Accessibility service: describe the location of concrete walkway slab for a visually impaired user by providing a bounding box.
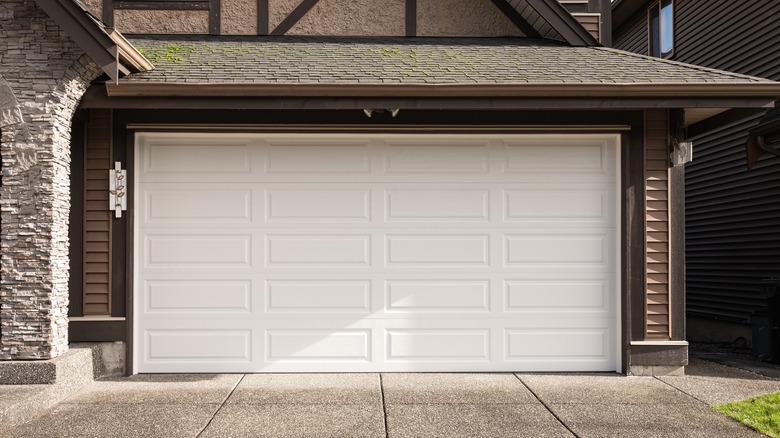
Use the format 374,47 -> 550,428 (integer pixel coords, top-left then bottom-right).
659,357 -> 780,405
63,374 -> 242,405
229,373 -> 381,405
385,403 -> 574,437
546,402 -> 763,437
1,403 -> 220,438
381,373 -> 537,404
519,373 -> 689,405
200,403 -> 386,438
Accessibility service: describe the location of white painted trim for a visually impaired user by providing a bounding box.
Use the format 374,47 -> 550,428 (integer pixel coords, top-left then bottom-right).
630,341 -> 689,346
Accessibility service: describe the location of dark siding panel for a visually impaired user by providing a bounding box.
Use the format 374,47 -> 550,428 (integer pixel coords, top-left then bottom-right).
674,0 -> 780,80
686,112 -> 780,323
614,10 -> 647,54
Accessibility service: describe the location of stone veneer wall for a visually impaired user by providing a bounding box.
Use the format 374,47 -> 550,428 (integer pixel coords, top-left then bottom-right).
0,0 -> 101,360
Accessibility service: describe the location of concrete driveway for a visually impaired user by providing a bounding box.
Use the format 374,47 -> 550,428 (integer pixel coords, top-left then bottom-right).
4,358 -> 778,437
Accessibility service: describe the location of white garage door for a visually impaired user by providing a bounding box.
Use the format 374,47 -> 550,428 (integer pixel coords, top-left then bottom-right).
134,132 -> 620,373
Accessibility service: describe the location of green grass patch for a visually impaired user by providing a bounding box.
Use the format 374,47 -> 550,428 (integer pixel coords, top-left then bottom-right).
714,392 -> 780,437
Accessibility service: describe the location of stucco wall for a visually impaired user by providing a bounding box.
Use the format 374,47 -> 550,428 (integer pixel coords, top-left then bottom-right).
222,0 -> 257,35
417,0 -> 523,37
267,0 -> 404,36
0,0 -> 101,360
114,10 -> 210,34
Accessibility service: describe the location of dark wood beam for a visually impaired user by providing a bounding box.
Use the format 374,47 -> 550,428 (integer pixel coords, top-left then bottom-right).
102,0 -> 114,26
257,0 -> 269,35
209,0 -> 220,35
405,0 -> 416,37
114,1 -> 209,10
270,0 -> 319,36
525,0 -> 599,46
489,0 -> 542,38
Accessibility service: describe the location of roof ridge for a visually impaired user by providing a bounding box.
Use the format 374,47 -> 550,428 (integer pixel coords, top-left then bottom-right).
594,47 -> 773,83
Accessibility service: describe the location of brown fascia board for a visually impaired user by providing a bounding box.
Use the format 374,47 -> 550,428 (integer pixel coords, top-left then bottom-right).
104,82 -> 780,101
33,0 -> 152,81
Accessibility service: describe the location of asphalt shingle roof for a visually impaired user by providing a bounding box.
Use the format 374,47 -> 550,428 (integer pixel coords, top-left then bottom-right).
124,36 -> 771,86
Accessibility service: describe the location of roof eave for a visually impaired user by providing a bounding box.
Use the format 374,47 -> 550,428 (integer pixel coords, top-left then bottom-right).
104,82 -> 780,101
525,0 -> 600,47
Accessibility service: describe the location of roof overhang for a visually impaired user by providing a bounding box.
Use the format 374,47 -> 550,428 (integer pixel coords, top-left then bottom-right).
612,0 -> 648,33
103,82 -> 780,100
33,0 -> 152,81
747,106 -> 780,170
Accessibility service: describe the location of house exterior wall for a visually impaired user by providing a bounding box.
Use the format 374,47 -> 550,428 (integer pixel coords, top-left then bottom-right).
0,0 -> 101,359
613,0 -> 780,341
94,0 -> 603,40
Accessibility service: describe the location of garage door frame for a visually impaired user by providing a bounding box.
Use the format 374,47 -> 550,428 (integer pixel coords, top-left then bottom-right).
130,130 -> 624,373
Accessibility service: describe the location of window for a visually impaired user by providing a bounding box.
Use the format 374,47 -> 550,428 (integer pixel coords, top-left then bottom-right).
649,0 -> 673,58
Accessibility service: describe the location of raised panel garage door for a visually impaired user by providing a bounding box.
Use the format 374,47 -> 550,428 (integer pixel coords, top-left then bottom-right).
134,133 -> 620,373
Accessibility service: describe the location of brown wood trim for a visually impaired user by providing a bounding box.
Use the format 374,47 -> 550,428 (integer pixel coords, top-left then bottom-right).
489,0 -> 542,38
70,320 -> 127,342
270,0 -> 320,36
123,127 -> 136,376
111,112 -> 128,319
111,108 -> 646,374
103,82 -> 780,99
624,116 -> 647,355
669,108 -> 685,341
68,111 -> 86,318
209,0 -> 220,35
257,0 -> 269,35
102,0 -> 114,26
405,0 -> 416,37
114,1 -> 209,10
629,343 -> 687,366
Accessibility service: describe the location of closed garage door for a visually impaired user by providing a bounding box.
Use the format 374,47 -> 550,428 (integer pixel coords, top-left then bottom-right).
134,132 -> 619,373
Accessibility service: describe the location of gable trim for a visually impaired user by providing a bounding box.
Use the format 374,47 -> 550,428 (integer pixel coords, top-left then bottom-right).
524,0 -> 600,46
489,0 -> 542,38
33,0 -> 152,81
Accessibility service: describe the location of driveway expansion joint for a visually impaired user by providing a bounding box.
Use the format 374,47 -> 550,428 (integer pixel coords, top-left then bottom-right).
196,374 -> 246,437
513,374 -> 580,438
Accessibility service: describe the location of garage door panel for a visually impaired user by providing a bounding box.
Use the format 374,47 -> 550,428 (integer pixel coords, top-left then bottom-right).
267,329 -> 372,363
266,280 -> 372,313
504,185 -> 615,226
265,141 -> 371,174
385,280 -> 490,313
145,329 -> 252,362
144,234 -> 253,268
504,276 -> 614,315
266,188 -> 371,222
143,185 -> 255,225
504,232 -> 614,271
135,133 -> 620,373
384,141 -> 490,174
386,234 -> 490,267
144,279 -> 252,314
386,329 -> 491,362
266,235 -> 371,267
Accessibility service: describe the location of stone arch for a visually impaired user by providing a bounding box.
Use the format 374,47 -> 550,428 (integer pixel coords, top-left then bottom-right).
0,36 -> 103,360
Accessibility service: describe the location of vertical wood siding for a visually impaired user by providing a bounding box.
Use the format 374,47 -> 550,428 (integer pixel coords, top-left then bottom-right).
646,110 -> 670,339
613,9 -> 647,54
83,109 -> 112,316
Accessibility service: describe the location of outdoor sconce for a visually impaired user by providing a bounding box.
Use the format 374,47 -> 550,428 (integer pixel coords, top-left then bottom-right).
671,141 -> 693,167
109,161 -> 127,218
363,108 -> 400,118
